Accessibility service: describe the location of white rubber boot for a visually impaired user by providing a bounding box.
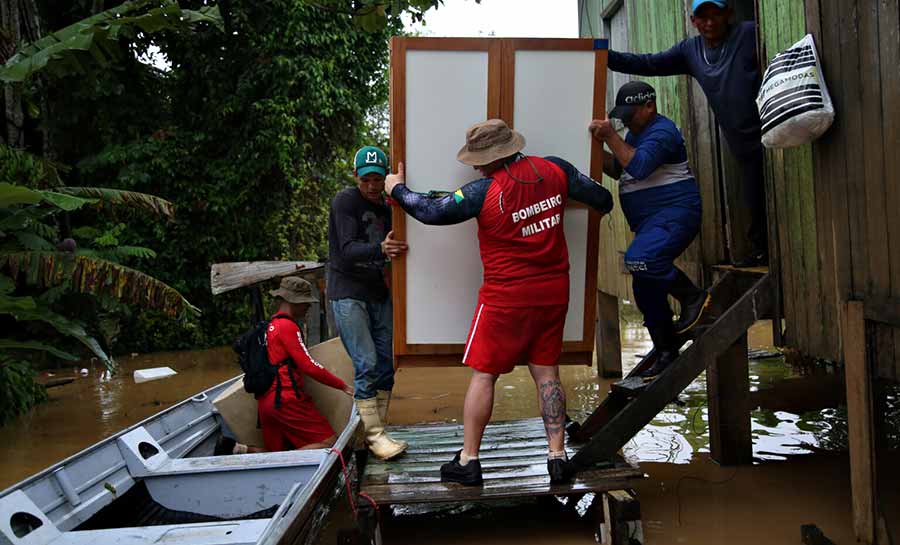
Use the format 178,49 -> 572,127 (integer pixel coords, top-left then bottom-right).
357,397 -> 407,460
376,390 -> 408,449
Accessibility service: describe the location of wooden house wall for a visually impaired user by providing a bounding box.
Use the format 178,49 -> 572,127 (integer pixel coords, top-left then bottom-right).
757,0 -> 838,362
804,0 -> 900,379
582,0 -> 900,377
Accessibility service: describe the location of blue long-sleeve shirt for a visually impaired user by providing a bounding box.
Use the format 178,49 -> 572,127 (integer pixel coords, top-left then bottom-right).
614,115 -> 701,231
390,155 -> 613,225
608,21 -> 761,157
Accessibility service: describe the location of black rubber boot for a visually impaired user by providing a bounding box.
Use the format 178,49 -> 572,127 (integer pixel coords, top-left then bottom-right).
440,450 -> 483,486
670,269 -> 711,334
639,324 -> 679,379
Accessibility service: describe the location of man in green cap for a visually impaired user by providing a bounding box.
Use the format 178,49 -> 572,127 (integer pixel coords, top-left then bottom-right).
327,146 -> 409,460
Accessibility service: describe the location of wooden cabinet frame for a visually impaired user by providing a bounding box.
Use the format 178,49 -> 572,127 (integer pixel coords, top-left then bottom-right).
389,37 -> 609,367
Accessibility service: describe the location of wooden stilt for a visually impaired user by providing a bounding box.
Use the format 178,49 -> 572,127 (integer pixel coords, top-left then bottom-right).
843,301 -> 876,544
707,332 -> 752,465
596,489 -> 642,545
596,290 -> 622,378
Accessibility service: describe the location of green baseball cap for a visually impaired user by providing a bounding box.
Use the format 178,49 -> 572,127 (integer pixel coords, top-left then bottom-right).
354,146 -> 388,177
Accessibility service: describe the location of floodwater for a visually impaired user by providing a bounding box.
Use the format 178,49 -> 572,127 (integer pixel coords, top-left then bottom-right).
0,315 -> 895,544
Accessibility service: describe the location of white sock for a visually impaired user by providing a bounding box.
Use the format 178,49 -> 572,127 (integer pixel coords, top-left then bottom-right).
548,450 -> 567,461
459,452 -> 478,466
233,443 -> 249,455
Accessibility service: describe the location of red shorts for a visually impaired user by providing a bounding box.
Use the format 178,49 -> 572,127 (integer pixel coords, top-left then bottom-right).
462,302 -> 567,375
257,389 -> 335,451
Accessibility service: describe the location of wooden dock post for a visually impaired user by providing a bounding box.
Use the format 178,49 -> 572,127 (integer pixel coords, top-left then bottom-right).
706,332 -> 752,465
596,290 -> 623,378
596,489 -> 642,545
843,301 -> 876,544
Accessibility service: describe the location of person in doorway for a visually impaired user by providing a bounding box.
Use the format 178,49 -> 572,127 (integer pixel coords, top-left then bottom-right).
240,276 -> 354,453
590,81 -> 709,378
327,146 -> 409,461
384,119 -> 614,486
606,0 -> 767,266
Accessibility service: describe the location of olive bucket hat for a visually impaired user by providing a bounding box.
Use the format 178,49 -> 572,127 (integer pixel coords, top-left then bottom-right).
269,276 -> 318,304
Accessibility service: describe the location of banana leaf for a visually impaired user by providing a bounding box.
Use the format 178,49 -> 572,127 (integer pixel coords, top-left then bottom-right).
0,340 -> 79,361
56,187 -> 175,219
1,251 -> 199,318
0,183 -> 43,207
0,1 -> 223,83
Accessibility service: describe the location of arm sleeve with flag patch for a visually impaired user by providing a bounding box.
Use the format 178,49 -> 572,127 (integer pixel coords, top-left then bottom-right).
275,320 -> 347,390
390,178 -> 492,225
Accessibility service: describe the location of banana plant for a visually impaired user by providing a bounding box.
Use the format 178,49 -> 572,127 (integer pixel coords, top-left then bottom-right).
0,0 -> 222,83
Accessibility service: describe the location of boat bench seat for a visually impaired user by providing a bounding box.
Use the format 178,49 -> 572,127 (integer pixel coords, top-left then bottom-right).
116,427 -> 326,477
1,490 -> 275,545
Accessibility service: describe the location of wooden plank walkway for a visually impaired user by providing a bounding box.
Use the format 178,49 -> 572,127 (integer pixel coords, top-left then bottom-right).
360,417 -> 644,505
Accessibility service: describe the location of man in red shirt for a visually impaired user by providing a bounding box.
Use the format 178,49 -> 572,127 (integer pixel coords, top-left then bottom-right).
256,277 -> 354,452
385,119 -> 613,485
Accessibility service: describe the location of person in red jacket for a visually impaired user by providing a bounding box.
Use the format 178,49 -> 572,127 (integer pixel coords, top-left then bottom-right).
386,119 -> 613,485
249,277 -> 354,452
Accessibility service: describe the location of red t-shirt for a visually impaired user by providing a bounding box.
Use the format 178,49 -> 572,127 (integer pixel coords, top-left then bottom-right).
476,156 -> 570,307
265,316 -> 347,395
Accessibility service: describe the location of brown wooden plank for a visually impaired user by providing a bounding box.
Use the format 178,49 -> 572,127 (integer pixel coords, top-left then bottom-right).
361,469 -> 643,505
857,0 -> 895,381
596,290 -> 623,377
843,300 -> 876,543
571,273 -> 775,469
863,297 -> 900,330
807,2 -> 841,363
816,0 -> 854,315
390,37 -> 409,360
838,2 -> 868,299
706,333 -> 752,465
209,261 -> 323,295
877,0 -> 900,380
403,37 -> 496,51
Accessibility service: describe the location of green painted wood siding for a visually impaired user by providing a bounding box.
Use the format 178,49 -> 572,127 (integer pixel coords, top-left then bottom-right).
758,0 -> 835,361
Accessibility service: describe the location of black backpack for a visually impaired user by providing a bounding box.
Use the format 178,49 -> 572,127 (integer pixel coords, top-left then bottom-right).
232,313 -> 302,408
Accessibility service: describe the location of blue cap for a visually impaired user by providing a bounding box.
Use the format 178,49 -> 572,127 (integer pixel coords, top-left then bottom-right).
692,0 -> 727,14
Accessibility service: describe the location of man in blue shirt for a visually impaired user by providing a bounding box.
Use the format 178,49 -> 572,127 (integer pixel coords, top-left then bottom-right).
607,0 -> 767,266
590,81 -> 709,377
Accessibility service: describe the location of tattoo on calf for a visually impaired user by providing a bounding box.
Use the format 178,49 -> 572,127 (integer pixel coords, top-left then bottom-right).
539,379 -> 566,436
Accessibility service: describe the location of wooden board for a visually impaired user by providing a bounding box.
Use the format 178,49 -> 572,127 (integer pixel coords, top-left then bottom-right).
360,417 -> 643,504
210,261 -> 323,295
389,37 -> 607,366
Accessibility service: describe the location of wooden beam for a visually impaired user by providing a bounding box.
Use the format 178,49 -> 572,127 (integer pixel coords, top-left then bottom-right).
596,290 -> 623,378
598,489 -> 642,545
571,273 -> 774,469
210,261 -> 323,295
863,296 -> 900,329
707,332 -> 752,465
843,300 -> 876,544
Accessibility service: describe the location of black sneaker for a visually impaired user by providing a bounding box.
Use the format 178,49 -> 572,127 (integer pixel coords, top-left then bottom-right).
547,458 -> 574,484
673,290 -> 711,334
440,450 -> 483,486
638,350 -> 678,379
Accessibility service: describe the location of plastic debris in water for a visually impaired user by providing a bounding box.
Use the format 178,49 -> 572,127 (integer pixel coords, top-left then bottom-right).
133,367 -> 177,384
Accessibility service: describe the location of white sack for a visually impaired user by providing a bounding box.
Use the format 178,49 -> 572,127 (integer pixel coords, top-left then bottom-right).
757,34 -> 834,149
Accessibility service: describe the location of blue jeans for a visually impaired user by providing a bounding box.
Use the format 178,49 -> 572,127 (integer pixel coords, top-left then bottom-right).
625,206 -> 701,328
331,298 -> 394,400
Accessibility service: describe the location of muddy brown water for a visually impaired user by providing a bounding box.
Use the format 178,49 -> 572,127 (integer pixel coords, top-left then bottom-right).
1,319 -> 894,543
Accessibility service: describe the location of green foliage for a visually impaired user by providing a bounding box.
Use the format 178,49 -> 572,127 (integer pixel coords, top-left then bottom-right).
0,358 -> 48,425
75,0 -> 402,350
0,0 -> 222,82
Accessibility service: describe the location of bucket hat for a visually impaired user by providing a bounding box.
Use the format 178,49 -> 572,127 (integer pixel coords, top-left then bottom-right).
457,119 -> 526,166
269,276 -> 318,304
